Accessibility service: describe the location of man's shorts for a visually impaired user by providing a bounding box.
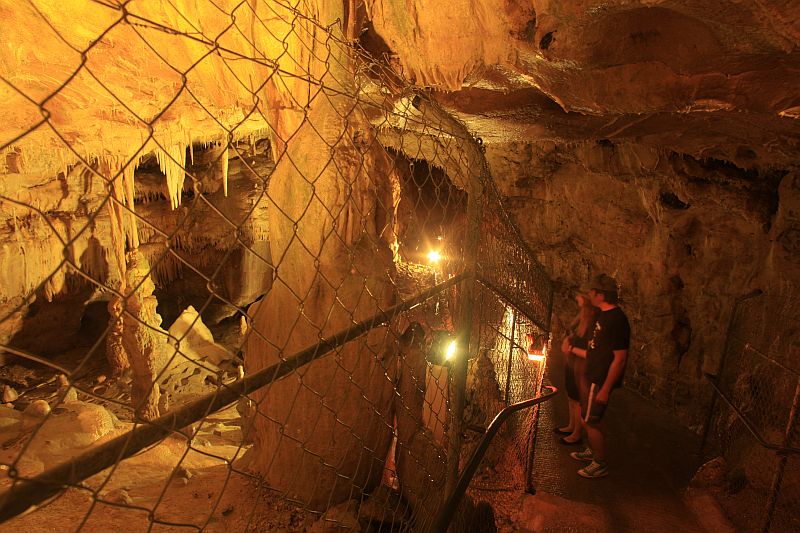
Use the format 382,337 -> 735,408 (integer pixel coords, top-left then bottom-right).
581,383 -> 608,425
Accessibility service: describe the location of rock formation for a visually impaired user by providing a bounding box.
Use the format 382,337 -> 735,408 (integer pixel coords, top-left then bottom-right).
121,251 -> 169,420
234,1 -> 402,509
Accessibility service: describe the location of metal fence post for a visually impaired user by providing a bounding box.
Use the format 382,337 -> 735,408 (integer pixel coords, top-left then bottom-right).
525,283 -> 554,493
444,161 -> 484,504
504,308 -> 517,405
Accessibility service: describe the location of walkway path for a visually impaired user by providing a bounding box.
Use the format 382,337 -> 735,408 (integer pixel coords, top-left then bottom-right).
505,356 -> 731,532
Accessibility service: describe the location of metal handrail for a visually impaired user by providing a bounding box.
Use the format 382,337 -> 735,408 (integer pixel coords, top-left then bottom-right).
428,385 -> 559,533
0,273 -> 465,523
704,375 -> 800,456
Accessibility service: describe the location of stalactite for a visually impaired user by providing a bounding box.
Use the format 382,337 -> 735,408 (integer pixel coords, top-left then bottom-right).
123,164 -> 139,249
156,142 -> 187,210
189,135 -> 194,166
149,252 -> 183,287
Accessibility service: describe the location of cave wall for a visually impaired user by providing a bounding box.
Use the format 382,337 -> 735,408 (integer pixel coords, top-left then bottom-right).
486,140 -> 799,426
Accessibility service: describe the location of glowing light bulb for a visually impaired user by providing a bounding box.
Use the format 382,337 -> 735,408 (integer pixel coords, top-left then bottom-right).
445,340 -> 457,361
527,342 -> 547,362
428,250 -> 441,264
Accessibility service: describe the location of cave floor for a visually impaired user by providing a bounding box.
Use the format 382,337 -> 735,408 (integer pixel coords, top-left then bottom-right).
484,357 -> 736,533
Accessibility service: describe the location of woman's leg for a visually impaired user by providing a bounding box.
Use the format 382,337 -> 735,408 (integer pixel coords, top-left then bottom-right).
559,359 -> 578,433
564,399 -> 583,442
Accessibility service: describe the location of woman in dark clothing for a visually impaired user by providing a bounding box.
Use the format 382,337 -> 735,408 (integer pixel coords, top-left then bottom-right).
556,294 -> 598,444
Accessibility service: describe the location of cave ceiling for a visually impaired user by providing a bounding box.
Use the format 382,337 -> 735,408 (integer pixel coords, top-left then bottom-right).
363,0 -> 800,167
2,0 -> 798,176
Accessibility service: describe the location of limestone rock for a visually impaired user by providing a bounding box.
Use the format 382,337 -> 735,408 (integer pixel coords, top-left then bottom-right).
175,466 -> 193,480
358,485 -> 409,529
122,250 -> 169,421
63,387 -> 78,403
25,402 -> 119,460
245,7 -> 400,509
307,499 -> 360,533
166,306 -> 235,368
235,398 -> 257,444
367,0 -> 511,91
486,140 -> 800,427
2,385 -> 18,403
157,305 -> 240,410
690,457 -> 728,489
104,488 -> 134,506
23,399 -> 50,418
0,405 -> 22,434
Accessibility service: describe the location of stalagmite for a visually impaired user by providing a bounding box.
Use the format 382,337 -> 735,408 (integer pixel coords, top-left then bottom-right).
121,251 -> 169,420
106,297 -> 129,375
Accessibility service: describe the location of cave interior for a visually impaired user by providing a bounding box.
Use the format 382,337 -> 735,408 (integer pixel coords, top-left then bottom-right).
0,1 -> 799,532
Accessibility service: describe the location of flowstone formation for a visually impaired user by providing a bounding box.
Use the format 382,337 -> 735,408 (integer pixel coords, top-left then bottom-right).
243,3 -> 401,508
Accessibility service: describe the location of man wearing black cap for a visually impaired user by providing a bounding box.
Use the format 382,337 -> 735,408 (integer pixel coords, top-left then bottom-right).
565,273 -> 630,478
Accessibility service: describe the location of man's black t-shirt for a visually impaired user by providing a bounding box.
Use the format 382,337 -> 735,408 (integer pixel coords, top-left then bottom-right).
586,306 -> 630,387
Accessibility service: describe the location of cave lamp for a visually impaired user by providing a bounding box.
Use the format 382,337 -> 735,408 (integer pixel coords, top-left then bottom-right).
444,340 -> 457,361
526,333 -> 547,362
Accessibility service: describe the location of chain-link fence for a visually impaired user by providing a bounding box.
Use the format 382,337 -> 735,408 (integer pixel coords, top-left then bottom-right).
702,287 -> 800,533
0,1 -> 552,531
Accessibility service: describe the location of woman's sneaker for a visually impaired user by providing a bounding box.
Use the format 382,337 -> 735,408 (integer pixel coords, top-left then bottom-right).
578,460 -> 609,478
569,447 -> 594,462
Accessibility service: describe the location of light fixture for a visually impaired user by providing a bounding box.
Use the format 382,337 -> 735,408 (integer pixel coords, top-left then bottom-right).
426,331 -> 458,366
427,250 -> 441,264
526,333 -> 548,362
444,340 -> 457,361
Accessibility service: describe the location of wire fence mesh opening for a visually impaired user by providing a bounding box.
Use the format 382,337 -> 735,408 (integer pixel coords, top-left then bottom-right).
0,1 -> 553,531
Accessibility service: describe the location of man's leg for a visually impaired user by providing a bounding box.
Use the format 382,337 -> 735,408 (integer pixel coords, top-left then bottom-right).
584,420 -> 605,461
575,385 -> 610,478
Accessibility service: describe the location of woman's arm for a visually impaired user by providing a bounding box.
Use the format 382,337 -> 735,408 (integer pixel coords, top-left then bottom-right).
569,345 -> 587,359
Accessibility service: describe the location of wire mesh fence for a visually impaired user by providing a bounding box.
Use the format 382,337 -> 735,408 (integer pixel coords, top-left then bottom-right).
464,285 -> 548,494
0,1 -> 552,531
703,287 -> 800,533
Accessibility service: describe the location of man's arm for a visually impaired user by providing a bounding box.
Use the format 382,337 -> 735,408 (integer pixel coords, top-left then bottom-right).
596,349 -> 627,403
